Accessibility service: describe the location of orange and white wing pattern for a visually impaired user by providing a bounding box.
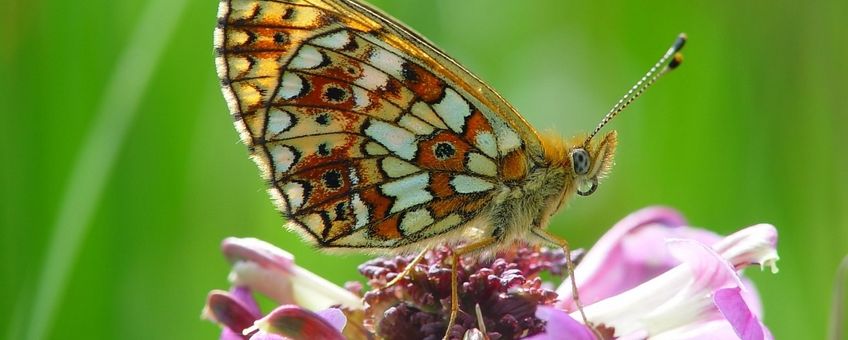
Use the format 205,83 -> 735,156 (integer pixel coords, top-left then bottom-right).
215,0 -> 541,250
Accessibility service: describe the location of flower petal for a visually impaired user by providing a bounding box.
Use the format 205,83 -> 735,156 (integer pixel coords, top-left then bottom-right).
315,308 -> 347,332
224,237 -> 362,310
557,207 -> 720,310
711,224 -> 779,273
247,332 -> 286,340
230,286 -> 262,319
223,237 -> 295,273
246,305 -> 346,340
648,320 -> 739,340
288,265 -> 364,310
524,306 -> 595,340
222,328 -> 246,340
575,239 -> 741,338
714,287 -> 773,340
230,260 -> 296,306
203,289 -> 261,339
739,278 -> 764,318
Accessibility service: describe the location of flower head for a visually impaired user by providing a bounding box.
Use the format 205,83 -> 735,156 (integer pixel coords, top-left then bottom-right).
203,207 -> 780,340
202,237 -> 359,339
359,246 -> 570,339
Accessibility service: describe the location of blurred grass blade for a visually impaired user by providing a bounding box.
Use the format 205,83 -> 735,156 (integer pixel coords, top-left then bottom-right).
14,0 -> 190,339
829,255 -> 848,340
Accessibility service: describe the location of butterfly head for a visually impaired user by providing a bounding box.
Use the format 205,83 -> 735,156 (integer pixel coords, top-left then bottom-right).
568,130 -> 617,196
565,33 -> 686,195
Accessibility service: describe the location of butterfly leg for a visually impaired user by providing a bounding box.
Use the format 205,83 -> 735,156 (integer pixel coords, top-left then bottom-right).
444,238 -> 497,340
531,229 -> 599,337
385,246 -> 430,288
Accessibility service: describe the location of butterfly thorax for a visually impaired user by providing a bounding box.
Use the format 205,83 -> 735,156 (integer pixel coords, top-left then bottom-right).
479,131 -> 617,248
469,134 -> 573,247
481,166 -> 568,247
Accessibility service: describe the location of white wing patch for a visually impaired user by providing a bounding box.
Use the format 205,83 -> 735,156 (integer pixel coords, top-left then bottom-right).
270,144 -> 297,173
289,45 -> 324,69
381,157 -> 422,178
351,193 -> 369,229
281,181 -> 305,210
398,114 -> 435,135
474,131 -> 498,158
364,120 -> 418,160
432,88 -> 471,133
311,30 -> 352,49
450,175 -> 494,194
411,101 -> 449,130
381,173 -> 432,213
355,65 -> 390,90
266,108 -> 293,136
399,208 -> 435,235
488,115 -> 522,154
278,72 -> 304,100
367,47 -> 405,79
352,86 -> 372,109
364,141 -> 389,156
348,167 -> 360,186
466,152 -> 497,177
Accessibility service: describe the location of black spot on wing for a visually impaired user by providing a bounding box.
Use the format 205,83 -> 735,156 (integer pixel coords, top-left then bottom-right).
324,87 -> 346,102
273,32 -> 287,44
322,169 -> 343,189
315,113 -> 331,126
317,143 -> 331,156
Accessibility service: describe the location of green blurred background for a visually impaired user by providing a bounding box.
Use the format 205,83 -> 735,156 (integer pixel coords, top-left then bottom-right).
2,0 -> 846,339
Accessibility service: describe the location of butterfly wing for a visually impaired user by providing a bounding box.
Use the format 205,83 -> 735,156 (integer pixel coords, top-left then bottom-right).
215,0 -> 540,250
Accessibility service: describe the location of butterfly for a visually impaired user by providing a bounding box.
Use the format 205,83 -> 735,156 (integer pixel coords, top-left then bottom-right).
214,0 -> 685,336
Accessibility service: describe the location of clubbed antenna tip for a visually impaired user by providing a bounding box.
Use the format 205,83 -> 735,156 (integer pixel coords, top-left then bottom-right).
585,33 -> 687,145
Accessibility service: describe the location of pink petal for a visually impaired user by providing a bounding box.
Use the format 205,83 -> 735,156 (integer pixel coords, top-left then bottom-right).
247,332 -> 286,340
221,328 -> 246,340
222,237 -> 294,273
739,278 -> 764,318
314,308 -> 346,332
204,290 -> 261,339
577,239 -> 742,337
231,286 -> 261,319
558,207 -> 720,310
668,238 -> 742,289
222,237 -> 362,310
248,305 -> 346,340
714,287 -> 773,340
712,224 -> 779,273
524,306 -> 595,340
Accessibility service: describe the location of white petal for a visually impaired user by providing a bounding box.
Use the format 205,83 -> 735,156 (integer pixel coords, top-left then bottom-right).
574,240 -> 740,338
712,223 -> 780,273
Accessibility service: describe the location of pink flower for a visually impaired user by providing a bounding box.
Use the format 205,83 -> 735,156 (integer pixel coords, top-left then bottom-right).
202,238 -> 359,339
202,207 -> 780,340
532,207 -> 779,340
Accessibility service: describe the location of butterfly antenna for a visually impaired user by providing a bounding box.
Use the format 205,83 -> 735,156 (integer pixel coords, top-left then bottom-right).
585,33 -> 687,145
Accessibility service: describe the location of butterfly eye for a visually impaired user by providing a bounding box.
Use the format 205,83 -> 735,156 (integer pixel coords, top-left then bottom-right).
571,149 -> 591,175
577,177 -> 598,196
